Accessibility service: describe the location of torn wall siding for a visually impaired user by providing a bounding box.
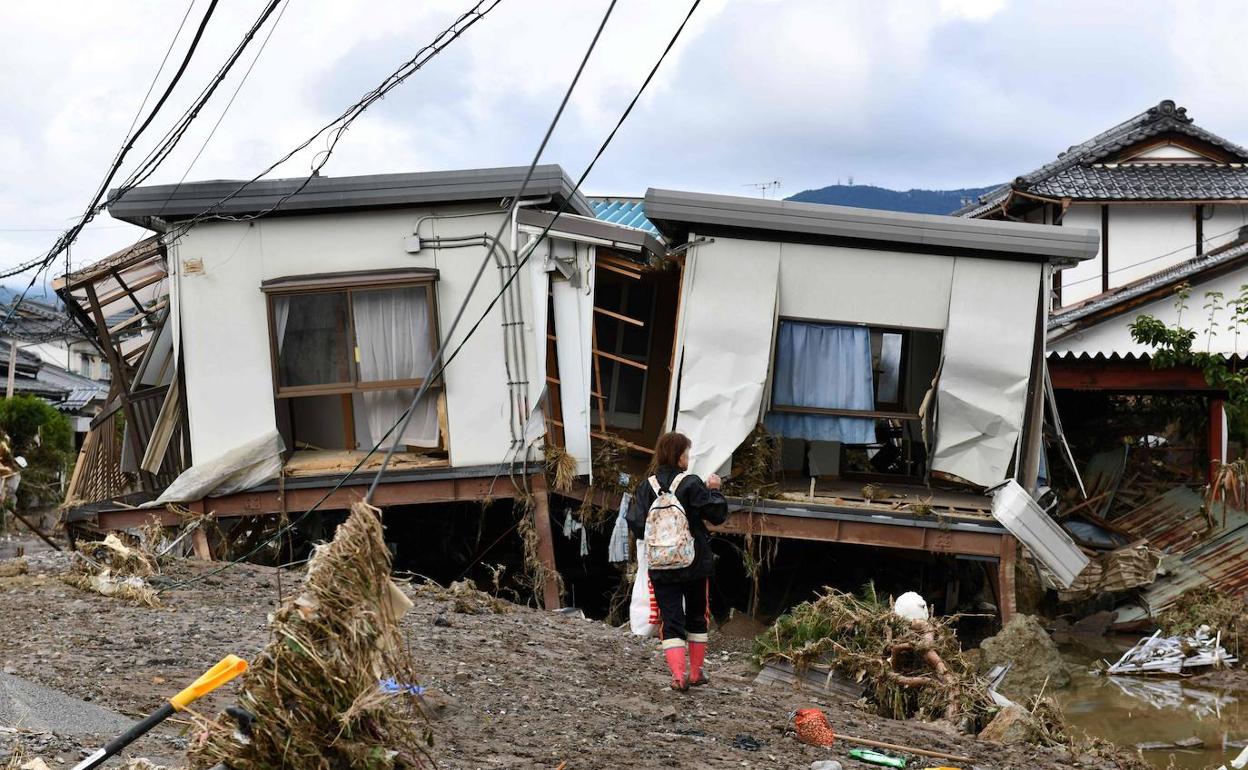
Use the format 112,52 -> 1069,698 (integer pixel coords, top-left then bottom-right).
931,258 -> 1043,488
548,240 -> 596,476
674,237 -> 780,477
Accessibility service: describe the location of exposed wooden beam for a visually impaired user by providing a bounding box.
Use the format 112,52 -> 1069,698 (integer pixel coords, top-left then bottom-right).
593,306 -> 646,327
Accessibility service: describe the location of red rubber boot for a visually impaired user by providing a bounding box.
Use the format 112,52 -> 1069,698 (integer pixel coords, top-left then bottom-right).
688,641 -> 708,686
663,645 -> 688,690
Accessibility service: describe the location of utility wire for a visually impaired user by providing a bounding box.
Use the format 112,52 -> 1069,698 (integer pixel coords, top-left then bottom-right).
365,0 -> 620,501
160,0 -> 702,592
112,0 -> 286,197
0,0 -> 221,333
158,0 -> 504,236
169,0 -> 292,193
1063,221 -> 1248,289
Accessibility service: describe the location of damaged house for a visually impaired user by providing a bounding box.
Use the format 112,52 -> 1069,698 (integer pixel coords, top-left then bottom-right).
58,165 -> 1099,621
958,99 -> 1248,619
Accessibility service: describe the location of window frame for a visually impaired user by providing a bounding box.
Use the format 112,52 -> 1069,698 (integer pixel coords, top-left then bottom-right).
261,268 -> 441,400
767,316 -> 927,422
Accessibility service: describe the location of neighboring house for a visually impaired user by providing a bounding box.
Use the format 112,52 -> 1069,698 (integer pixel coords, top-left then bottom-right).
1,298 -> 110,380
959,99 -> 1248,481
58,165 -> 1098,620
0,341 -> 108,444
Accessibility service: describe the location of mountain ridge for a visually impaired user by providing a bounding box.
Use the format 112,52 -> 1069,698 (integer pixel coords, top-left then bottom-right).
786,183 -> 997,215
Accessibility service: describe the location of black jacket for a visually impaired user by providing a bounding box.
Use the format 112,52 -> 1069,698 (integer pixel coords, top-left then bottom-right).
626,465 -> 729,584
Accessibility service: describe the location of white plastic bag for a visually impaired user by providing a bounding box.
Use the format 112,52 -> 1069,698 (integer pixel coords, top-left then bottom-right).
629,539 -> 657,637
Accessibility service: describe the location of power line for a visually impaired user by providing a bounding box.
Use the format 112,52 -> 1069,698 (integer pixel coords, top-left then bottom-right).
1063,221 -> 1248,289
112,0 -> 286,197
168,0 -> 292,192
158,0 -> 504,236
0,0 -> 221,333
365,0 -> 620,501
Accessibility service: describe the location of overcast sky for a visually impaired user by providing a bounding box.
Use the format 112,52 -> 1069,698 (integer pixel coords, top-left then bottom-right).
2,0 -> 1247,278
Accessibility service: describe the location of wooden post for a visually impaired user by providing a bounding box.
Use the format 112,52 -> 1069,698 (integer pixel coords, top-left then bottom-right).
996,535 -> 1017,625
191,525 -> 213,561
83,283 -> 153,491
5,338 -> 16,399
1209,397 -> 1227,484
529,473 -> 561,610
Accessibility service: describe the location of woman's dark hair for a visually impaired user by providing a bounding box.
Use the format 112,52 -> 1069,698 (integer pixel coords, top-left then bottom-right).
654,431 -> 692,469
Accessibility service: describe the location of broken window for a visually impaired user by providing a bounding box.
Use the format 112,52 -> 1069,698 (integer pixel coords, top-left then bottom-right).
263,269 -> 441,453
765,319 -> 942,479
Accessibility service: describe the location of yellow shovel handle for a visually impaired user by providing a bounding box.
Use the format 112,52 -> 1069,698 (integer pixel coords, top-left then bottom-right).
170,654 -> 249,711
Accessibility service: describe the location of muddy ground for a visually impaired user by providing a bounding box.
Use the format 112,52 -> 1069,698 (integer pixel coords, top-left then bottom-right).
0,536 -> 1147,770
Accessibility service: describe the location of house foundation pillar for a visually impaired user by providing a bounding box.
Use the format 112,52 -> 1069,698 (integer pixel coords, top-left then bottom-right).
529,473 -> 562,610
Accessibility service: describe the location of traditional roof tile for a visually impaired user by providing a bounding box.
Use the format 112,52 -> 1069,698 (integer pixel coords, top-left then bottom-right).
958,100 -> 1248,215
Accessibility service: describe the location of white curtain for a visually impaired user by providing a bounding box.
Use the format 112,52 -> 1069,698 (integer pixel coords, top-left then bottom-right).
352,288 -> 439,449
764,321 -> 876,444
273,296 -> 291,354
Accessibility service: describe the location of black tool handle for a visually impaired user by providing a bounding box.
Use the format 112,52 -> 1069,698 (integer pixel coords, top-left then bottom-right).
72,702 -> 175,770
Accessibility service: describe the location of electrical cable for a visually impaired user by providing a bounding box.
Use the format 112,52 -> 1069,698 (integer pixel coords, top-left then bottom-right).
158,0 -> 504,239
1063,221 -> 1248,289
112,0 -> 285,197
364,0 -> 622,502
0,0 -> 221,333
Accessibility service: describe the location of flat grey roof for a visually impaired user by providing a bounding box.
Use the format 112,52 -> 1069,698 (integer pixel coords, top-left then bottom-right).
515,209 -> 665,260
645,188 -> 1099,263
108,165 -> 593,228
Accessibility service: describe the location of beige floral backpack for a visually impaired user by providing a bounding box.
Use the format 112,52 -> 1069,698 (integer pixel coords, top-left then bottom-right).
644,472 -> 696,570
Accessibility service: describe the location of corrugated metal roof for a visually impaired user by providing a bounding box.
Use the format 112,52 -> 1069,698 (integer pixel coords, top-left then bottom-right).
1114,486 -> 1248,612
590,198 -> 659,235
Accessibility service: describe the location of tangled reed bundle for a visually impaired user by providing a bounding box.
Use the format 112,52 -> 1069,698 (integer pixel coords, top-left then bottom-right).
754,586 -> 994,730
190,501 -> 429,770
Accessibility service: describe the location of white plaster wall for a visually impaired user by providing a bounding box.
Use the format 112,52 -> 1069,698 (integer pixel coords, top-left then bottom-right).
1107,204 -> 1198,288
775,241 -> 955,330
1051,263 -> 1248,358
1057,204 -> 1102,307
1206,204 -> 1248,253
173,204 -> 538,467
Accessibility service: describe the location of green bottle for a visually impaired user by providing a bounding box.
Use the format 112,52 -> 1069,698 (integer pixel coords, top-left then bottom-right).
848,748 -> 908,768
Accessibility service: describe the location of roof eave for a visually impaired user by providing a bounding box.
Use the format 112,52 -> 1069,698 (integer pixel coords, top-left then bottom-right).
646,187 -> 1099,263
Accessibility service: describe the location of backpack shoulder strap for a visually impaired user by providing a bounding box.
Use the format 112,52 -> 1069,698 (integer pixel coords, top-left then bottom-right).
669,471 -> 691,493
648,475 -> 662,495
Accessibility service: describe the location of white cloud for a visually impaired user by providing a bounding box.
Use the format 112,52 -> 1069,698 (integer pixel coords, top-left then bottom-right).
0,0 -> 1246,279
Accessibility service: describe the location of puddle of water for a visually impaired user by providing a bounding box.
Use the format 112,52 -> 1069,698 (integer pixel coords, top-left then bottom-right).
1055,637 -> 1248,769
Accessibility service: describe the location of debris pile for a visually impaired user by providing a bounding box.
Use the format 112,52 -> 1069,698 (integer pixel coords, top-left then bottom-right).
753,586 -> 995,730
412,578 -> 510,615
63,533 -> 161,606
1156,584 -> 1248,652
1105,628 -> 1236,675
188,501 -> 430,770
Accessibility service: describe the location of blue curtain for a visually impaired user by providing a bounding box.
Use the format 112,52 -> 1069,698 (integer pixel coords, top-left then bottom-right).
764,321 -> 876,444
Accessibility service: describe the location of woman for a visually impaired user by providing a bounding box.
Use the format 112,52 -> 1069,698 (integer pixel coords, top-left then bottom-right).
626,431 -> 728,691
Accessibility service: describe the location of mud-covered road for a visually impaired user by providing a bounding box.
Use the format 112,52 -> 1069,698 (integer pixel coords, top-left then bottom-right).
0,541 -> 1146,769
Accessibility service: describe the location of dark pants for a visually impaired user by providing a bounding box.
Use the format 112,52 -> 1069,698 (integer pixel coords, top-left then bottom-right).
652,577 -> 710,647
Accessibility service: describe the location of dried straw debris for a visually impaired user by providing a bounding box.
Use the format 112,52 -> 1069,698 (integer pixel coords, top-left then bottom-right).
189,501 -> 430,770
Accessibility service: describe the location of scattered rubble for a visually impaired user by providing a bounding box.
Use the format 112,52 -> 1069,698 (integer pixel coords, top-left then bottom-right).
1105,628 -> 1236,675
62,533 -> 162,607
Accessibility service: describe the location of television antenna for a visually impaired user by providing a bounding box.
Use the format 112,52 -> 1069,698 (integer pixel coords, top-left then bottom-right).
743,179 -> 782,199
